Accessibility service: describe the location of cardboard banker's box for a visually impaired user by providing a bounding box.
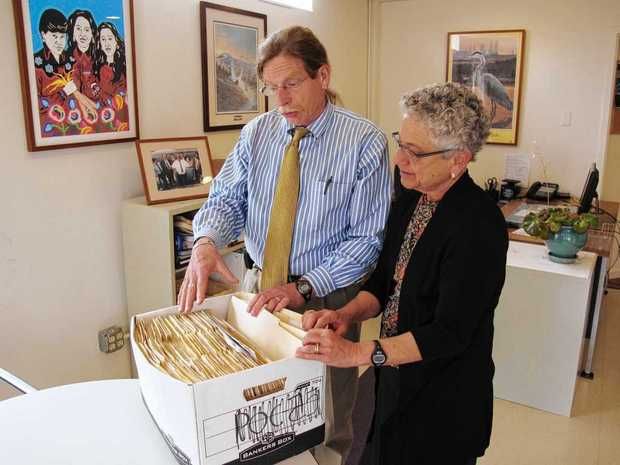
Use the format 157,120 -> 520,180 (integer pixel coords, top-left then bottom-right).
131,293 -> 326,465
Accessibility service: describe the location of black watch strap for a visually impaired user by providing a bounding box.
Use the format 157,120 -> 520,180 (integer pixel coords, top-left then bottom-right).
295,279 -> 313,302
371,340 -> 387,367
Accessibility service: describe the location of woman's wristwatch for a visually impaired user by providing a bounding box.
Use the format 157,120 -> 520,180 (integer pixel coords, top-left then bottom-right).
371,340 -> 387,367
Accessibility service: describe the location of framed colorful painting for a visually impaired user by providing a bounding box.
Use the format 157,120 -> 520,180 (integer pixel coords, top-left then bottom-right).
12,0 -> 139,151
200,2 -> 267,131
446,30 -> 525,145
136,137 -> 215,205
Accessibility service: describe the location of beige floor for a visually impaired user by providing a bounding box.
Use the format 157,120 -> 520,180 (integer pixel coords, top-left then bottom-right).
479,289 -> 620,465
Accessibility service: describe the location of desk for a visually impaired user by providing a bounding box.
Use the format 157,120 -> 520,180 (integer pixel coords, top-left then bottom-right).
0,379 -> 317,465
501,199 -> 618,378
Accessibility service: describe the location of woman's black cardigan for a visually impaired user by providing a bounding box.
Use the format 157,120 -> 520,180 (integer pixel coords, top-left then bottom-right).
362,171 -> 509,463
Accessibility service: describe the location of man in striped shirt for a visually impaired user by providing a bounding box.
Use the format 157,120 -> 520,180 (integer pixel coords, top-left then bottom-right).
178,26 -> 391,465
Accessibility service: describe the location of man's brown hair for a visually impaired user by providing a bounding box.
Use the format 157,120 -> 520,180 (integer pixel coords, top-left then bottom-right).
257,26 -> 339,104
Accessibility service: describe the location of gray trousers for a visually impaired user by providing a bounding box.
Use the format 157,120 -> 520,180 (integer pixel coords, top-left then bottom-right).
242,268 -> 362,465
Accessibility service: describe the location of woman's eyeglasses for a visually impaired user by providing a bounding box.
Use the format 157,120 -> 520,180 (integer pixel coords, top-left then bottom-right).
392,132 -> 454,160
259,77 -> 309,96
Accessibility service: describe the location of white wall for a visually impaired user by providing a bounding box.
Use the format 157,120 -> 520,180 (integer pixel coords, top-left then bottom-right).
370,0 -> 620,196
603,135 -> 620,202
0,0 -> 369,399
602,37 -> 620,203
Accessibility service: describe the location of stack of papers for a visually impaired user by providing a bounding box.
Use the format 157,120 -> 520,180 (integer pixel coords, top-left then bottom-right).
134,309 -> 270,383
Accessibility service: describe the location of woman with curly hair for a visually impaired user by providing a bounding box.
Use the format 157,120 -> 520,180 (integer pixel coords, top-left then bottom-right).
297,82 -> 509,465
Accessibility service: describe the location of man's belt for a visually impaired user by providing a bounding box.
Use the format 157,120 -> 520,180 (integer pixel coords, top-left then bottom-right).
243,250 -> 301,283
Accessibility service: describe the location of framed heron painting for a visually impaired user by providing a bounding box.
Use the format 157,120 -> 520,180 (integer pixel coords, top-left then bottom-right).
200,2 -> 267,131
12,0 -> 139,151
446,30 -> 525,145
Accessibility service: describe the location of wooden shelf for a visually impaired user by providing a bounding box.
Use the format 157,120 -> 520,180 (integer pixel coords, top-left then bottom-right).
611,107 -> 620,134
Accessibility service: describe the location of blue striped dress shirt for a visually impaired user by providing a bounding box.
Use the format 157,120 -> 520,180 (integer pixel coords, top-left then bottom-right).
193,102 -> 392,297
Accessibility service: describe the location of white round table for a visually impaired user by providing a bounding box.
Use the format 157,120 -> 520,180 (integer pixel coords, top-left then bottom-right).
0,379 -> 316,465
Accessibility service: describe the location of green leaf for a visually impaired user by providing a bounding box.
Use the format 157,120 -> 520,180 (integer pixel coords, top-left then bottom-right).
548,221 -> 561,233
573,221 -> 588,234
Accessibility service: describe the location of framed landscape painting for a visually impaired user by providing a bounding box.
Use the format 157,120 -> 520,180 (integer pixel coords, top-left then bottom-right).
12,0 -> 139,151
136,137 -> 215,205
447,30 -> 525,145
200,2 -> 267,131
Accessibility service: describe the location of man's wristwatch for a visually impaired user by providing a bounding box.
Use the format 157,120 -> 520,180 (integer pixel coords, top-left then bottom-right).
295,279 -> 313,302
371,340 -> 387,367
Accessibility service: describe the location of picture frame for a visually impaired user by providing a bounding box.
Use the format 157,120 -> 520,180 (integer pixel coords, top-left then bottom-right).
135,137 -> 215,205
446,29 -> 525,145
200,2 -> 267,132
615,62 -> 620,108
12,0 -> 139,151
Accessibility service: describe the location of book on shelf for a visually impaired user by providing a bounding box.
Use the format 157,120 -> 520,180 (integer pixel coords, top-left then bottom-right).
176,249 -> 192,259
174,224 -> 193,235
173,215 -> 194,235
174,232 -> 194,251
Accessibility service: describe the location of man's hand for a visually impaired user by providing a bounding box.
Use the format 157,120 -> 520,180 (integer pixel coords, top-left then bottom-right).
301,309 -> 351,336
247,283 -> 305,317
177,239 -> 238,313
295,328 -> 367,368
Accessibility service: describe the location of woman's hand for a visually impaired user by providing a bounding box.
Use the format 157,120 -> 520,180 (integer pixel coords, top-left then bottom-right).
301,309 -> 351,336
295,328 -> 366,368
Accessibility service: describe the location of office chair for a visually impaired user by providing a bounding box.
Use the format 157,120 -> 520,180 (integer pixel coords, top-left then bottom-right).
0,368 -> 37,395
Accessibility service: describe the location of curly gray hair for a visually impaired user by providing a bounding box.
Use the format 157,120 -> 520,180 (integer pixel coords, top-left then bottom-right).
399,82 -> 491,159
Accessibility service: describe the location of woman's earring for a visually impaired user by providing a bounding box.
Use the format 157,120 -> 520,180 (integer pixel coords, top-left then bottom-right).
450,172 -> 456,179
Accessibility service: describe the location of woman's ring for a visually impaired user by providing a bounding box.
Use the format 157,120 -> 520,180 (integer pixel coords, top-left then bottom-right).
314,343 -> 320,354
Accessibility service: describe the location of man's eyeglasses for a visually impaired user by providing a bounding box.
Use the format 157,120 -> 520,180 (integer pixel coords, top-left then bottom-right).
391,132 -> 454,160
259,77 -> 309,96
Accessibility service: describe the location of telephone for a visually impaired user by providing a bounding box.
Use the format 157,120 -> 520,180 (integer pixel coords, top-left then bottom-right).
526,181 -> 560,201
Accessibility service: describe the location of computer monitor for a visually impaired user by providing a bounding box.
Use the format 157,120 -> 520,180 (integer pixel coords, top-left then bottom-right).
577,163 -> 599,214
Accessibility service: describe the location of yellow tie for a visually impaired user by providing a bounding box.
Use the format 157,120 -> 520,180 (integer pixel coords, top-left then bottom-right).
261,127 -> 309,290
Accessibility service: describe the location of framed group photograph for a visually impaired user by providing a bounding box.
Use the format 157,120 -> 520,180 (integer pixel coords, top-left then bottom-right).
12,0 -> 139,151
446,29 -> 525,145
200,2 -> 267,131
136,137 -> 215,205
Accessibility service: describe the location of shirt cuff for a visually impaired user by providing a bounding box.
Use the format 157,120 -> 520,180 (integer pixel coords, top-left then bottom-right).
303,266 -> 336,298
193,228 -> 224,249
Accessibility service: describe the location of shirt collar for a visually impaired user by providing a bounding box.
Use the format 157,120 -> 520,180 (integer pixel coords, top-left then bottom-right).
280,100 -> 335,139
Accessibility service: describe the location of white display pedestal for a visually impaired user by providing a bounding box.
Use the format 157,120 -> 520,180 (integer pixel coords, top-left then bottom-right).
493,241 -> 596,416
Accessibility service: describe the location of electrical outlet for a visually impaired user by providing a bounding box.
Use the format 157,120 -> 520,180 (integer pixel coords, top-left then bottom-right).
98,326 -> 126,353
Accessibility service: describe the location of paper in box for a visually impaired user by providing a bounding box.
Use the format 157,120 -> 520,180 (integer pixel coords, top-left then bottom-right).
131,293 -> 326,465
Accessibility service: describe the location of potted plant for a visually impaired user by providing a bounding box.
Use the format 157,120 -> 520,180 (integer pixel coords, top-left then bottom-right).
522,207 -> 599,263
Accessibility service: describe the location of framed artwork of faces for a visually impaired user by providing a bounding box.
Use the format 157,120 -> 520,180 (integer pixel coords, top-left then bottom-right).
12,0 -> 139,151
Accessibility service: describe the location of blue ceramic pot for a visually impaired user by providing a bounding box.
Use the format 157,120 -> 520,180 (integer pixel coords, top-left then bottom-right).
545,226 -> 587,264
